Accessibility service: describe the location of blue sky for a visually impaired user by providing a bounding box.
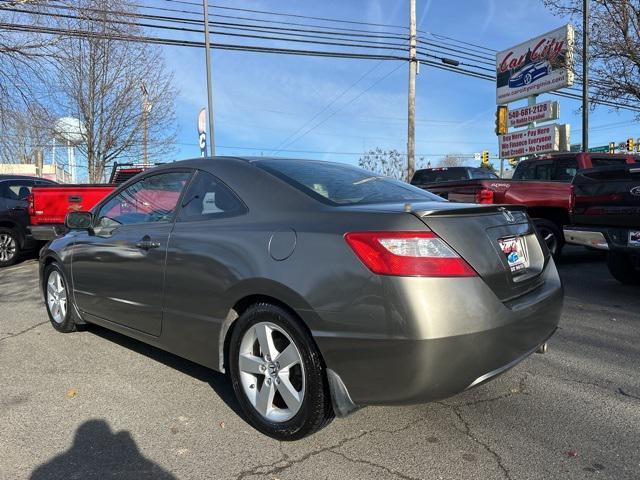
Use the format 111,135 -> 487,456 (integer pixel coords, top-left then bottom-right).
159,0 -> 639,169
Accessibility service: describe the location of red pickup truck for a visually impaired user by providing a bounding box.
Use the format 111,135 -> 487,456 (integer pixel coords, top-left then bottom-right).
411,153 -> 638,258
28,163 -> 153,240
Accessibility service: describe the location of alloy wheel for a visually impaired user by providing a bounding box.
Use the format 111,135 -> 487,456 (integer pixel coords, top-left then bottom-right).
238,321 -> 305,422
0,233 -> 17,263
46,271 -> 68,324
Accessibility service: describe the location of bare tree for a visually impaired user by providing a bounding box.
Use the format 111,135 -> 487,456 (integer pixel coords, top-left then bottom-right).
0,2 -> 56,129
437,154 -> 467,168
358,148 -> 406,180
0,102 -> 54,164
544,0 -> 640,112
53,0 -> 177,182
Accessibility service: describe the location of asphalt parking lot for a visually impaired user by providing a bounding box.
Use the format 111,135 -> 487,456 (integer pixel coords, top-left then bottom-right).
1,247 -> 639,480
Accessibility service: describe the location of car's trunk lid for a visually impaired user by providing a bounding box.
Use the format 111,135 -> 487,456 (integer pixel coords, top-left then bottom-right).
412,203 -> 549,301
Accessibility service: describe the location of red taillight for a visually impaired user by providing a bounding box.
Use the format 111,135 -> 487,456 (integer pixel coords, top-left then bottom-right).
27,193 -> 35,217
568,184 -> 575,215
475,188 -> 494,204
344,231 -> 477,277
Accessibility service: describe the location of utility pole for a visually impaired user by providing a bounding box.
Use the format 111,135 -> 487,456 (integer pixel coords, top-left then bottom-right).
582,0 -> 589,152
406,0 -> 416,182
141,83 -> 149,166
203,0 -> 216,156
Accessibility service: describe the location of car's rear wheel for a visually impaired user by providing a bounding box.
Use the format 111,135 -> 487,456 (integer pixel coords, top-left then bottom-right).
44,263 -> 77,333
0,228 -> 20,268
524,72 -> 533,84
228,303 -> 333,440
606,252 -> 640,285
533,218 -> 563,260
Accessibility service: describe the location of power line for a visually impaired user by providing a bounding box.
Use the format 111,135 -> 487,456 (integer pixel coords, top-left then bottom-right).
270,61 -> 384,154
275,63 -> 405,151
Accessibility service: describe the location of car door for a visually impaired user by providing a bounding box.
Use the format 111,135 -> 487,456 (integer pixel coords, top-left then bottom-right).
162,169 -> 248,366
0,179 -> 35,233
71,170 -> 192,336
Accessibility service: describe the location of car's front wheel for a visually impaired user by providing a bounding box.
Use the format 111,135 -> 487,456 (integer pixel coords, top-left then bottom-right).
44,263 -> 78,333
228,303 -> 333,440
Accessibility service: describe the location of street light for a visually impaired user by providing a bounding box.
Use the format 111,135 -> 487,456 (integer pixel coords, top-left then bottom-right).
440,57 -> 460,67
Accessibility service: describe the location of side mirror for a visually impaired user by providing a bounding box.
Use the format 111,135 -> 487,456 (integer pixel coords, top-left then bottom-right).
65,211 -> 93,230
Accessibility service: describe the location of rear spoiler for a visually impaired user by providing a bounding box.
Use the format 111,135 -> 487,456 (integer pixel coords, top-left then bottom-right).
416,204 -> 527,217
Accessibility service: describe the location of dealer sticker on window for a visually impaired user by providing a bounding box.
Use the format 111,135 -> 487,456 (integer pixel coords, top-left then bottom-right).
629,230 -> 640,248
498,236 -> 530,273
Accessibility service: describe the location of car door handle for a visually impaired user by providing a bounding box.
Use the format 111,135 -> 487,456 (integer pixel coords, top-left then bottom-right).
135,240 -> 160,250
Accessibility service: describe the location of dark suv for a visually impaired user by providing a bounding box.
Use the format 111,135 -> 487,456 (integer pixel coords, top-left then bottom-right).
0,175 -> 56,267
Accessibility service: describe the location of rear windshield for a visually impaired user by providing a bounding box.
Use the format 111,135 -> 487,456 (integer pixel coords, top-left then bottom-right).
255,159 -> 444,206
412,167 -> 470,183
590,157 -> 627,167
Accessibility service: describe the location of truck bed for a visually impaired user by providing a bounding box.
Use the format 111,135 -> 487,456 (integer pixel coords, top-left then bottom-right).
29,184 -> 115,225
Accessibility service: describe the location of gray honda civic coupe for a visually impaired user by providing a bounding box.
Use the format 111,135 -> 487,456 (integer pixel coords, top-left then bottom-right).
40,157 -> 563,440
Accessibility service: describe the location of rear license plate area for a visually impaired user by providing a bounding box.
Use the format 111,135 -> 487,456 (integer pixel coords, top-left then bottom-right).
630,230 -> 640,247
498,236 -> 530,274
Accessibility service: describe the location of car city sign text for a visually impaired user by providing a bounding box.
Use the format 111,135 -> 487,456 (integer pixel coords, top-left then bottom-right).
496,24 -> 574,104
508,101 -> 559,128
499,124 -> 560,158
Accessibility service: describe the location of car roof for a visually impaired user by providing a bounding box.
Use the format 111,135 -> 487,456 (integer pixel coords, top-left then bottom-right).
150,156 -> 361,171
0,175 -> 55,181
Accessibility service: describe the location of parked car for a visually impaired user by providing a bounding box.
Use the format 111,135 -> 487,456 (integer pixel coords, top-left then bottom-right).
29,163 -> 155,241
411,166 -> 498,188
564,164 -> 640,284
508,61 -> 549,88
412,153 -> 638,258
0,175 -> 56,267
40,157 -> 563,439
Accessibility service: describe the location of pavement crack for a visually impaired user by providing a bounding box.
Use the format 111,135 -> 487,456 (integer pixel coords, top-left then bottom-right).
329,449 -> 422,480
438,401 -> 513,480
234,429 -> 371,480
0,321 -> 48,343
617,388 -> 640,401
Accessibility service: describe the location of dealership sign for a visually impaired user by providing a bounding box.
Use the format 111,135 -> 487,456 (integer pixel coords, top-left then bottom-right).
499,124 -> 570,158
496,25 -> 574,104
508,101 -> 559,128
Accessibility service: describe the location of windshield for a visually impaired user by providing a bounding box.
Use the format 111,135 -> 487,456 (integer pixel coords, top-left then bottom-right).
412,168 -> 470,183
255,159 -> 444,206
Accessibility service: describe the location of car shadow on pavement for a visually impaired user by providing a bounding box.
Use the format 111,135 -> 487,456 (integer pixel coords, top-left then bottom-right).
30,419 -> 176,479
86,324 -> 243,416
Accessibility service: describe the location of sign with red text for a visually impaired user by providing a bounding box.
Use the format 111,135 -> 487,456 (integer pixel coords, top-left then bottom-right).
499,124 -> 567,158
508,101 -> 559,128
496,25 -> 574,104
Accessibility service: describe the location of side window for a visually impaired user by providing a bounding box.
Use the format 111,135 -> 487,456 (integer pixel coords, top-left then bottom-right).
513,162 -> 535,180
96,171 -> 191,227
534,161 -> 554,180
2,180 -> 35,200
555,158 -> 578,181
177,170 -> 246,222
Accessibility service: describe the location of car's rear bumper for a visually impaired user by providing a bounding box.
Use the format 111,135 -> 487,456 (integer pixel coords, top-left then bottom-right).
564,225 -> 640,254
313,260 -> 563,407
29,224 -> 66,241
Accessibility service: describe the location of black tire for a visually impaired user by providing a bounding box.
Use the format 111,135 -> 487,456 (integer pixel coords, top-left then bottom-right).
43,263 -> 78,333
0,227 -> 21,268
533,218 -> 564,260
606,252 -> 640,285
228,303 -> 333,440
